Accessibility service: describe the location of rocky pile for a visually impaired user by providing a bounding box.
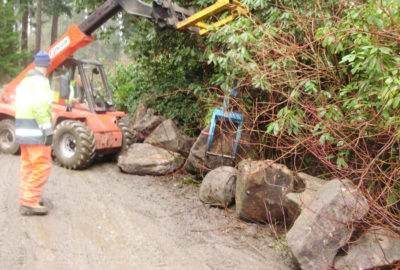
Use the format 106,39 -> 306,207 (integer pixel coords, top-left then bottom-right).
199,165 -> 400,269
119,103 -> 400,270
118,103 -> 251,176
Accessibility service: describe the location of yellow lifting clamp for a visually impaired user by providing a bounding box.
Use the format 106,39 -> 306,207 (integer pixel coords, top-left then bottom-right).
175,0 -> 248,35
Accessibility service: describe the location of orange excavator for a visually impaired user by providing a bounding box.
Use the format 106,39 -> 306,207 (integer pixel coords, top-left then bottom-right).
0,0 -> 247,169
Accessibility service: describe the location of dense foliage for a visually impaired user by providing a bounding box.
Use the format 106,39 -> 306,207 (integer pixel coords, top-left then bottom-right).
109,16 -> 211,135
207,0 -> 400,229
0,2 -> 25,84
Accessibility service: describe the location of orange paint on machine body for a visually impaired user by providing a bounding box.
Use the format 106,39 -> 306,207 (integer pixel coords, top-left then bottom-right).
51,104 -> 125,154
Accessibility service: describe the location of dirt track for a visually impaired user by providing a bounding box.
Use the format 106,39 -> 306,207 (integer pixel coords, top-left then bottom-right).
0,153 -> 292,270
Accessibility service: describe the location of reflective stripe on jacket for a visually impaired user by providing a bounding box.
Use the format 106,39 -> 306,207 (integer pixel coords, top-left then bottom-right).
15,69 -> 53,145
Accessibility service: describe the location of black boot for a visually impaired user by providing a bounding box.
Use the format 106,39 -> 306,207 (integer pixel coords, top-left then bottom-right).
20,204 -> 49,216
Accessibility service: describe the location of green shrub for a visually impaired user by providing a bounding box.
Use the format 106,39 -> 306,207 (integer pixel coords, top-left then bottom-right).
108,19 -> 212,136
205,0 -> 400,228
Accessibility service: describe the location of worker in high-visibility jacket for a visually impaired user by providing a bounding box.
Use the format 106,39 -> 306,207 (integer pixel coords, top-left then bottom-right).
15,50 -> 53,216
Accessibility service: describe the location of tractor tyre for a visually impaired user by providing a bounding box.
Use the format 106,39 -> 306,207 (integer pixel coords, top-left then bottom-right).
108,117 -> 135,162
52,120 -> 96,170
118,117 -> 135,153
0,119 -> 20,154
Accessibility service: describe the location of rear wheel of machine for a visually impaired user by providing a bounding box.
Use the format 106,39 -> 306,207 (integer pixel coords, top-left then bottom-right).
52,120 -> 96,169
0,119 -> 19,154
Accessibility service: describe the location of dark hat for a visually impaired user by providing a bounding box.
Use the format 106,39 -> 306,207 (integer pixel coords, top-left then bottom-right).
34,50 -> 51,67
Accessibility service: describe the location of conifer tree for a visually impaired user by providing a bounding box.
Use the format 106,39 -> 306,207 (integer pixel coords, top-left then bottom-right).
0,1 -> 24,83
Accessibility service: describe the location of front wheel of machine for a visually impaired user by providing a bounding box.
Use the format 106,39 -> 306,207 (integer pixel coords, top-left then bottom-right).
107,117 -> 136,162
119,117 -> 135,152
0,119 -> 20,154
52,120 -> 96,170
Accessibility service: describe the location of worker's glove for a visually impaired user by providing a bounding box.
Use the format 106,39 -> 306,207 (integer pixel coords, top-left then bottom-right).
40,124 -> 53,146
43,128 -> 53,137
40,123 -> 53,137
43,135 -> 53,146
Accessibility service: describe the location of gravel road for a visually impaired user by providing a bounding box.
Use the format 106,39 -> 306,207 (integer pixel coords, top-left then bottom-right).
0,153 -> 292,270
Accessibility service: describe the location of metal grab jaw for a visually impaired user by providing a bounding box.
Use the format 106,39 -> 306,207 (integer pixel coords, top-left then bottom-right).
176,0 -> 249,35
117,0 -> 248,34
206,88 -> 244,159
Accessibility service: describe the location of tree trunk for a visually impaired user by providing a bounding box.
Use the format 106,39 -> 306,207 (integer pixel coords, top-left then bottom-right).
35,0 -> 42,53
21,0 -> 28,65
50,0 -> 59,45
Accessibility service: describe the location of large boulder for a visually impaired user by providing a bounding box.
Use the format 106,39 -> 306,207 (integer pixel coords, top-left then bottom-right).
334,227 -> 400,270
184,125 -> 254,176
133,114 -> 165,141
235,160 -> 294,223
199,166 -> 238,207
129,103 -> 148,127
285,172 -> 327,219
145,119 -> 195,157
118,143 -> 184,175
286,179 -> 369,270
184,126 -> 232,175
129,103 -> 165,141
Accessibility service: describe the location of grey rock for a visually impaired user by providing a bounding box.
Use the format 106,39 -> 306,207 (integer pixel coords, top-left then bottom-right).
199,166 -> 238,207
235,160 -> 294,223
206,123 -> 240,158
183,126 -> 210,175
334,227 -> 400,270
129,103 -> 148,127
118,143 -> 184,175
128,103 -> 165,141
208,121 -> 256,160
147,108 -> 157,115
133,114 -> 165,140
286,173 -> 327,219
286,179 -> 369,270
145,119 -> 195,157
184,125 -> 254,176
184,126 -> 233,175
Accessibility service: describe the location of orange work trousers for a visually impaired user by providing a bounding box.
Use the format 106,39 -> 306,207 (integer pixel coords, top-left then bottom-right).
20,145 -> 52,206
